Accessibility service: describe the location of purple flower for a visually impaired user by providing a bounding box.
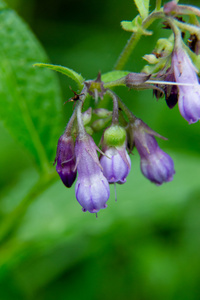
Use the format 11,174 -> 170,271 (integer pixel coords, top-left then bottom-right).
100,146 -> 131,184
172,48 -> 200,124
133,120 -> 175,185
75,134 -> 110,213
54,135 -> 77,188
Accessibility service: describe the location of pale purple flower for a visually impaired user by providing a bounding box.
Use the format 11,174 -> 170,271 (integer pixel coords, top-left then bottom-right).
172,47 -> 200,124
75,134 -> 110,213
54,135 -> 77,188
100,146 -> 131,184
133,120 -> 175,185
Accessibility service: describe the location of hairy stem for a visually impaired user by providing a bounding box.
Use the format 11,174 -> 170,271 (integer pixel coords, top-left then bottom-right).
117,96 -> 136,123
106,90 -> 119,125
114,31 -> 142,70
76,86 -> 88,137
114,11 -> 165,71
156,0 -> 162,11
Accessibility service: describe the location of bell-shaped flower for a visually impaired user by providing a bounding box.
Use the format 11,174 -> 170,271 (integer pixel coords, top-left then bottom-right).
99,125 -> 131,184
172,47 -> 200,124
100,146 -> 131,184
75,134 -> 110,213
133,119 -> 175,185
54,134 -> 77,188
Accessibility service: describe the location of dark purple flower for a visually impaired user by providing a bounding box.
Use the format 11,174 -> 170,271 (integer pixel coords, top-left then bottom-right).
75,134 -> 110,213
54,135 -> 77,188
172,47 -> 200,124
153,69 -> 178,109
133,120 -> 175,185
100,146 -> 131,184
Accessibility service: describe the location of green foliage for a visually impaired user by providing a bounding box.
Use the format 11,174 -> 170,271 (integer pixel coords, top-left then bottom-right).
102,71 -> 129,83
0,0 -> 62,171
133,0 -> 150,19
121,15 -> 153,35
0,0 -> 200,300
34,63 -> 84,91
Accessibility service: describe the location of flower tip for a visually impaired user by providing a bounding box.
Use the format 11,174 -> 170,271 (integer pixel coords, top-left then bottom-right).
117,178 -> 126,184
57,167 -> 77,188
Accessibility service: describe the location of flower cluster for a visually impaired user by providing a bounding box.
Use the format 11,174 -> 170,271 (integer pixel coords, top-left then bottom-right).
51,0 -> 200,215
54,75 -> 176,214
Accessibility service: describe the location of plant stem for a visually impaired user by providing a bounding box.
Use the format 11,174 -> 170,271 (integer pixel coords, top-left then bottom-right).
114,11 -> 165,71
76,86 -> 88,137
104,77 -> 126,89
106,90 -> 119,125
65,108 -> 77,136
174,18 -> 200,38
156,0 -> 162,11
117,96 -> 136,122
114,31 -> 142,70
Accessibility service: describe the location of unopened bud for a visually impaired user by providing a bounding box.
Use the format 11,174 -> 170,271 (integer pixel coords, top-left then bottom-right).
104,125 -> 126,147
82,107 -> 92,125
85,126 -> 94,135
93,108 -> 112,118
54,135 -> 77,188
92,117 -> 111,132
143,54 -> 159,64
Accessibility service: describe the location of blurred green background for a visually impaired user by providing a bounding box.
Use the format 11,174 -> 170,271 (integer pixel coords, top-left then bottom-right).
0,0 -> 200,299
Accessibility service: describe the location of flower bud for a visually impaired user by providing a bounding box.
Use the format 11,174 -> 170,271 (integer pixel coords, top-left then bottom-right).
91,117 -> 111,132
100,145 -> 131,184
54,135 -> 77,188
93,108 -> 112,118
104,125 -> 126,147
75,134 -> 110,213
100,125 -> 131,184
85,126 -> 93,136
82,107 -> 92,126
143,54 -> 159,64
133,120 -> 175,185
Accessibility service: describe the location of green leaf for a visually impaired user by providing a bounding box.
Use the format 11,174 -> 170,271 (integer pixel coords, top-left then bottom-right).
34,63 -> 84,91
102,70 -> 130,83
133,0 -> 150,19
0,2 -> 63,172
121,15 -> 152,35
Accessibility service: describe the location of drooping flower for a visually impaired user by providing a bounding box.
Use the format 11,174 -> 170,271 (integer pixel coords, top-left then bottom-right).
172,47 -> 200,124
133,119 -> 175,185
153,68 -> 178,109
100,145 -> 131,184
54,134 -> 77,188
75,134 -> 110,213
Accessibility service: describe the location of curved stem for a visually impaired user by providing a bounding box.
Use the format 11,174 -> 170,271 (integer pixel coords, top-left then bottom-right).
164,16 -> 182,49
114,31 -> 142,70
116,95 -> 136,123
114,11 -> 165,71
156,0 -> 162,11
65,109 -> 77,136
106,90 -> 119,125
76,86 -> 88,138
174,18 -> 200,38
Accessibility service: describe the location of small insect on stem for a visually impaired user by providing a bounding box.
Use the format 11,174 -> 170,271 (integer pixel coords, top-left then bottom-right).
64,86 -> 84,105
